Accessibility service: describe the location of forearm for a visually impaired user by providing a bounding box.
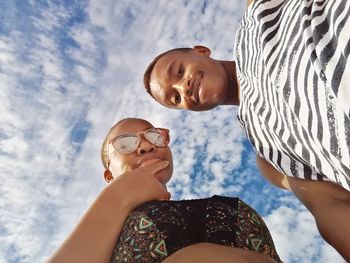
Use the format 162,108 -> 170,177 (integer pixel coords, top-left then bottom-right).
256,156 -> 290,190
287,179 -> 350,261
47,161 -> 171,263
312,197 -> 350,261
257,154 -> 350,260
47,185 -> 130,263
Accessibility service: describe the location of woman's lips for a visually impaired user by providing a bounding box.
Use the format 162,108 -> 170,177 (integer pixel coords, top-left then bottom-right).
139,158 -> 163,168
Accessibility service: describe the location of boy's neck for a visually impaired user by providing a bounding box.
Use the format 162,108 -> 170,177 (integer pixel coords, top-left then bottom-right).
220,60 -> 240,106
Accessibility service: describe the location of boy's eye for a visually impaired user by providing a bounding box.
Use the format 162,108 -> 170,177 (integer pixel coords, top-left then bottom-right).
177,64 -> 184,78
174,92 -> 181,104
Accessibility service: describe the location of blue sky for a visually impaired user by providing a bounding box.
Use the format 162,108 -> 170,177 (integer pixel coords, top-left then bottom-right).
0,0 -> 345,262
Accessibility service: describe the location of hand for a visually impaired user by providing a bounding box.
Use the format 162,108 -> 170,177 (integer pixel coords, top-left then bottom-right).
106,161 -> 171,212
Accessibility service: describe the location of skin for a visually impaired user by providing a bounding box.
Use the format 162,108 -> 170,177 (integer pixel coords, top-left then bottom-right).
150,46 -> 239,111
104,119 -> 174,192
47,119 -> 172,263
257,156 -> 350,261
163,243 -> 277,263
148,46 -> 350,261
47,119 -> 280,263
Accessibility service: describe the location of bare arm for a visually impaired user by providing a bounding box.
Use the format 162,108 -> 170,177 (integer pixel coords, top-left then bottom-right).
162,243 -> 276,263
47,161 -> 170,263
256,156 -> 291,190
47,185 -> 129,263
256,156 -> 350,261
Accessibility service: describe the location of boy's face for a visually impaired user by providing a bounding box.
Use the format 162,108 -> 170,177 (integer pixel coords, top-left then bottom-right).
149,47 -> 229,111
107,119 -> 173,187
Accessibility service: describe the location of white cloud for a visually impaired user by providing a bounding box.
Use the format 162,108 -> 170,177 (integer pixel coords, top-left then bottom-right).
0,1 -> 345,262
264,205 -> 345,263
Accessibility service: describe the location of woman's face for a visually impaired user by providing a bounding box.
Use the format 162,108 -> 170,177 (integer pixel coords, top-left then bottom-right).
107,119 -> 173,187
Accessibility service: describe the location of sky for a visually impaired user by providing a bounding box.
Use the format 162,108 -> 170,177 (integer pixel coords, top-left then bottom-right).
0,0 -> 346,262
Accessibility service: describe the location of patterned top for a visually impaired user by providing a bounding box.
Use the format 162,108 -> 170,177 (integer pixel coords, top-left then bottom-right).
110,196 -> 282,262
235,0 -> 350,190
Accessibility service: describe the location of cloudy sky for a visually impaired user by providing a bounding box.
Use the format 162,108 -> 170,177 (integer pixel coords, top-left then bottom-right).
0,0 -> 345,262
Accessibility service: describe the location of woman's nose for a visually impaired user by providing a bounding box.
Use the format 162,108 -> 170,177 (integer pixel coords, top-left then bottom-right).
137,138 -> 155,155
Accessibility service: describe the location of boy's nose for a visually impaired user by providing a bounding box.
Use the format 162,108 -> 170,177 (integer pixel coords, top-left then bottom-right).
179,78 -> 192,98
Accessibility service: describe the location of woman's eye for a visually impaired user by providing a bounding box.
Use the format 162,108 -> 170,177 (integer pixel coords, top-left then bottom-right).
177,64 -> 184,78
174,92 -> 181,104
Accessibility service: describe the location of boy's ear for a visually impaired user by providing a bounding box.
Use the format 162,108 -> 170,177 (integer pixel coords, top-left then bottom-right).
193,45 -> 211,57
104,169 -> 114,183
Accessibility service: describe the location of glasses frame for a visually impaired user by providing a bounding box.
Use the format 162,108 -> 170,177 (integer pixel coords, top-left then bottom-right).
107,128 -> 170,168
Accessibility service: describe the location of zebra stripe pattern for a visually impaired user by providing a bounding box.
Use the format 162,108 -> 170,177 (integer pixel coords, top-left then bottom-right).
235,0 -> 350,190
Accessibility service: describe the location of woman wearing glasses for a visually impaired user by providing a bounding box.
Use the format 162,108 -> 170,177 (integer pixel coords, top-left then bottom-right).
47,118 -> 281,263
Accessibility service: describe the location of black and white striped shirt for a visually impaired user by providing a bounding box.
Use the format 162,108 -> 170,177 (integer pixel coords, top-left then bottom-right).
235,0 -> 350,190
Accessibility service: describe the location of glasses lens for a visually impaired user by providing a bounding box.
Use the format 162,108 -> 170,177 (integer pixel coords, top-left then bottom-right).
113,135 -> 139,154
145,129 -> 168,146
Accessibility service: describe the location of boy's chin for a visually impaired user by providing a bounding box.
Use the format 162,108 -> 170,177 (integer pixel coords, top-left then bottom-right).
191,103 -> 218,111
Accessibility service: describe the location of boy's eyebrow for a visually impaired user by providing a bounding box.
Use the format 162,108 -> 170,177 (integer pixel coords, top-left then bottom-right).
160,86 -> 175,107
151,79 -> 173,107
166,60 -> 177,76
162,88 -> 172,106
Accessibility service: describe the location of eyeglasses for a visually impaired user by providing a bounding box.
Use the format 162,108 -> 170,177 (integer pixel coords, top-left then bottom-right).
108,127 -> 170,159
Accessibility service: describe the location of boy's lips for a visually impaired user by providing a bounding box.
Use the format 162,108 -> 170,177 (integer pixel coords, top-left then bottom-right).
192,74 -> 202,104
198,85 -> 203,101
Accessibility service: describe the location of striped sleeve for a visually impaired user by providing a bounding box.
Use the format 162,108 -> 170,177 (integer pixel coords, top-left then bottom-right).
235,0 -> 350,190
